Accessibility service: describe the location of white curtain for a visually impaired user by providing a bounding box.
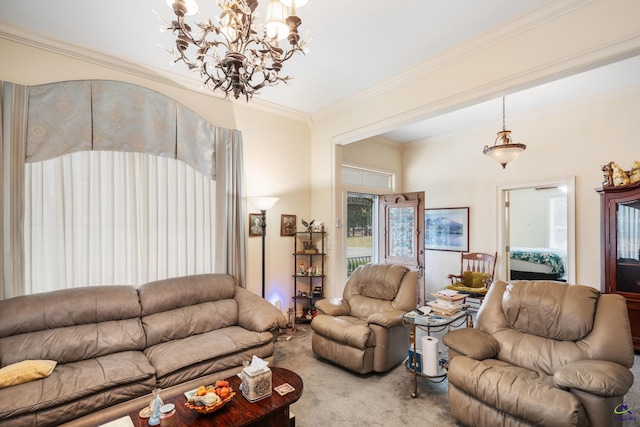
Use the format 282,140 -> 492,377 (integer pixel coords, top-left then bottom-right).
1,79 -> 247,298
1,82 -> 27,299
617,203 -> 640,260
24,151 -> 216,293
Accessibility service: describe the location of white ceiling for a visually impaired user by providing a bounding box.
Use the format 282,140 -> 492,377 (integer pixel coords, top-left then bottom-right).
1,0 -> 639,143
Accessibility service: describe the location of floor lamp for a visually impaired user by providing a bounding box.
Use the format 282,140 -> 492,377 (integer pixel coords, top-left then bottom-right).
252,197 -> 279,298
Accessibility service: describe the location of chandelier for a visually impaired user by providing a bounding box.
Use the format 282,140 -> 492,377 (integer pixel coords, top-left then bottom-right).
162,0 -> 309,100
483,97 -> 526,169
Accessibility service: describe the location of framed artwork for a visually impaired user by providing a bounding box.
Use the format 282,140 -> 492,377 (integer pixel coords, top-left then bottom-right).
425,207 -> 469,251
249,213 -> 263,236
281,214 -> 297,236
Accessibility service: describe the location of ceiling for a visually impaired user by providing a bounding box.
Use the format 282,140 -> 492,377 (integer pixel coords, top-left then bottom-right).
1,0 -> 639,143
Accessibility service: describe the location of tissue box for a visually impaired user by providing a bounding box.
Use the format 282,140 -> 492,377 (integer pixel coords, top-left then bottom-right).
241,367 -> 272,402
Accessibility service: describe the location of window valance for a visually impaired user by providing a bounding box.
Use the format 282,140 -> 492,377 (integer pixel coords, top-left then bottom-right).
26,80 -> 216,179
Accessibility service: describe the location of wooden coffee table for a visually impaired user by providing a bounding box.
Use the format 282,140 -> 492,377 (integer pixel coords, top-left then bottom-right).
125,367 -> 303,427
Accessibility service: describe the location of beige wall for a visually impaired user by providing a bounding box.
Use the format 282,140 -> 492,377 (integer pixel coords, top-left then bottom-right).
402,91 -> 640,293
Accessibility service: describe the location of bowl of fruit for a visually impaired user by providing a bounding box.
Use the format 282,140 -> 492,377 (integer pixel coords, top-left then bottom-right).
184,381 -> 235,414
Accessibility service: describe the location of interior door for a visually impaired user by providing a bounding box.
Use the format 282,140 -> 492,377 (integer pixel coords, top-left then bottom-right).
378,192 -> 425,305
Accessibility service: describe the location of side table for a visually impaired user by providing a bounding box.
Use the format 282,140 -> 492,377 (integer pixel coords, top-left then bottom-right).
402,310 -> 470,397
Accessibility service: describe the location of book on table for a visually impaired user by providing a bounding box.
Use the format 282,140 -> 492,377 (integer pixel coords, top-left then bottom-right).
426,300 -> 466,317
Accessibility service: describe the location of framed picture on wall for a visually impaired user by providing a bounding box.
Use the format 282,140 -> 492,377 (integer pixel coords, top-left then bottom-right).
425,207 -> 469,251
249,213 -> 263,236
281,214 -> 297,236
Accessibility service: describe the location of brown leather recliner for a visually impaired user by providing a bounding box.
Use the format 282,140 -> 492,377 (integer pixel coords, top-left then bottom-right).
310,263 -> 417,374
443,280 -> 635,427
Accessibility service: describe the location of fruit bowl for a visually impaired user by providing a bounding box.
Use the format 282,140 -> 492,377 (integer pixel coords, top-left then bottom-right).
184,382 -> 235,414
185,392 -> 235,414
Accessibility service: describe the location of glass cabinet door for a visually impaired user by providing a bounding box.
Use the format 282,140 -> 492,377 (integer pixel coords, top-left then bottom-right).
616,199 -> 640,294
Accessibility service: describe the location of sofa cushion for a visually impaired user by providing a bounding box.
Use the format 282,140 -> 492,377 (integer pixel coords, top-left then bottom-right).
0,286 -> 145,366
502,281 -> 599,341
138,274 -> 237,316
144,326 -> 275,379
0,351 -> 155,419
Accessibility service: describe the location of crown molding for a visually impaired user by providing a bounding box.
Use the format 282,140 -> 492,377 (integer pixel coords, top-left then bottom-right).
313,0 -> 593,121
0,20 -> 311,123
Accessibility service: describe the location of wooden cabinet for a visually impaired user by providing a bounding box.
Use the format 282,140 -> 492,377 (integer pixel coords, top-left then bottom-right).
292,230 -> 326,323
597,180 -> 640,351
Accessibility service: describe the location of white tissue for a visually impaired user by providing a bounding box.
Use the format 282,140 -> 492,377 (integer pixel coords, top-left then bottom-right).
247,355 -> 269,374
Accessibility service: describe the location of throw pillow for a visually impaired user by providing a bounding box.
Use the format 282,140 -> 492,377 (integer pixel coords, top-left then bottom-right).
0,360 -> 57,389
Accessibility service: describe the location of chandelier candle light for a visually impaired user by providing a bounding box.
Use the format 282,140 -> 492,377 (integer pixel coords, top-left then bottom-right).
162,0 -> 310,100
483,97 -> 526,169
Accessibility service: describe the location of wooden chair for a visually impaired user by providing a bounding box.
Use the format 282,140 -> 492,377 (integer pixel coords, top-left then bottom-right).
447,252 -> 497,293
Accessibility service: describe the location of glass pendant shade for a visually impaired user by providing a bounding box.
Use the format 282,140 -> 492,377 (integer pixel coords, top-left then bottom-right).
165,0 -> 199,16
266,0 -> 290,39
483,130 -> 526,169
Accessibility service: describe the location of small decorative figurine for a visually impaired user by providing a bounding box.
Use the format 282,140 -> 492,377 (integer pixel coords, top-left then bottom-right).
612,163 -> 631,186
602,161 -> 614,187
301,219 -> 315,232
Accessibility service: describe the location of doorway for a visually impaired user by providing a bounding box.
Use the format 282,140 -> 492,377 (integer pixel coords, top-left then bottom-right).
498,177 -> 576,284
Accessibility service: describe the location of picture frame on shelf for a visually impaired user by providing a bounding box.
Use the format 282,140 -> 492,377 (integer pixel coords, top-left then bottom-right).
425,207 -> 469,251
280,214 -> 297,236
249,213 -> 262,237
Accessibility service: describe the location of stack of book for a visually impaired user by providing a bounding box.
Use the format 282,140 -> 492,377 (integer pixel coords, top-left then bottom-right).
427,290 -> 467,317
466,296 -> 484,311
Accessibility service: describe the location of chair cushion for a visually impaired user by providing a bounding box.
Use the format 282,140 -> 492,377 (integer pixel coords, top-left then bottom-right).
310,315 -> 375,350
502,281 -> 599,341
462,271 -> 491,288
446,283 -> 488,294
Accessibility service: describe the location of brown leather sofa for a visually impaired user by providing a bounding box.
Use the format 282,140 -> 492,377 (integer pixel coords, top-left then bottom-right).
310,263 -> 417,374
443,280 -> 635,427
0,274 -> 286,427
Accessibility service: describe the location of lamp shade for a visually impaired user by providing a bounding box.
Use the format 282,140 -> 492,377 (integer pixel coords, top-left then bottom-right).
252,197 -> 279,211
265,0 -> 290,39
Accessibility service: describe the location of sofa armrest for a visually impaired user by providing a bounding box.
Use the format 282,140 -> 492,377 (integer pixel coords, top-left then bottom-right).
235,287 -> 287,332
553,359 -> 634,397
442,328 -> 499,360
367,310 -> 406,328
315,298 -> 351,316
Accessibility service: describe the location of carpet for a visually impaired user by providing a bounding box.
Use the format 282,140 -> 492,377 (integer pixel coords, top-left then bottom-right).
272,327 -> 640,427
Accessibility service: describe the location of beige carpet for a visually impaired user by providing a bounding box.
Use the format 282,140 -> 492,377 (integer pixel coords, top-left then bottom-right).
272,327 -> 640,427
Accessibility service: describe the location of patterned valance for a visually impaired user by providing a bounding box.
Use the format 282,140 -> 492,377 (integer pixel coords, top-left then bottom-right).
26,80 -> 216,179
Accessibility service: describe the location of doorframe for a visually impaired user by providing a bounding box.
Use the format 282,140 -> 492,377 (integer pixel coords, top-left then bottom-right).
497,176 -> 576,284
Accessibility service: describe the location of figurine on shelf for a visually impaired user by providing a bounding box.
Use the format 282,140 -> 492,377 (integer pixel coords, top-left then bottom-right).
612,163 -> 631,186
299,261 -> 305,275
602,161 -> 614,187
301,219 -> 315,233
